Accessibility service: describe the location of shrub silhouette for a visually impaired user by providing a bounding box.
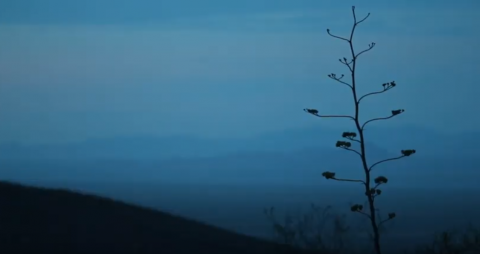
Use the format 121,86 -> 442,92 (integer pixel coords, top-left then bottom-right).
264,204 -> 354,253
265,206 -> 480,254
302,6 -> 416,254
414,225 -> 480,254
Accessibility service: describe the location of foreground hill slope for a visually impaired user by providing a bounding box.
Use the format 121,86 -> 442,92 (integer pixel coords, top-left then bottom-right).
0,181 -> 306,254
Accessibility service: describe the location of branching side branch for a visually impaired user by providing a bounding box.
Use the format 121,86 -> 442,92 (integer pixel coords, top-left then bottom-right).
340,147 -> 362,157
358,82 -> 396,104
369,155 -> 406,172
328,73 -> 353,88
304,109 -> 355,120
361,109 -> 404,130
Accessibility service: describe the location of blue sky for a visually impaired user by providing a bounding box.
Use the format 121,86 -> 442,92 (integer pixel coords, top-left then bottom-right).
0,0 -> 479,143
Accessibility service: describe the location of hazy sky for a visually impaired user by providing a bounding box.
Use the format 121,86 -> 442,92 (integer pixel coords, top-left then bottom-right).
0,0 -> 479,143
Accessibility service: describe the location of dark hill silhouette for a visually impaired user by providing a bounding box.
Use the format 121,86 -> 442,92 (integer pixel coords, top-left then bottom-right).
0,181 -> 312,254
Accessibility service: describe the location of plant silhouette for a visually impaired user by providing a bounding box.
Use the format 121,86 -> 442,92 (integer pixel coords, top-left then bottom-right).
304,6 -> 416,254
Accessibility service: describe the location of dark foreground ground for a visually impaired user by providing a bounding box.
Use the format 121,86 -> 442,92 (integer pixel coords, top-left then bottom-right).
2,180 -> 479,254
37,181 -> 480,254
0,181 -> 315,254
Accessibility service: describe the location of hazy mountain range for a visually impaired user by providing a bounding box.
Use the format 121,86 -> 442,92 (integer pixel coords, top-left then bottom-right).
0,125 -> 477,188
0,125 -> 476,160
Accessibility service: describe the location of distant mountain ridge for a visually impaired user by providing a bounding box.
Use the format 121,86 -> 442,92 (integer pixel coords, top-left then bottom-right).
1,138 -> 478,189
0,125 -> 474,161
1,125 -> 478,189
